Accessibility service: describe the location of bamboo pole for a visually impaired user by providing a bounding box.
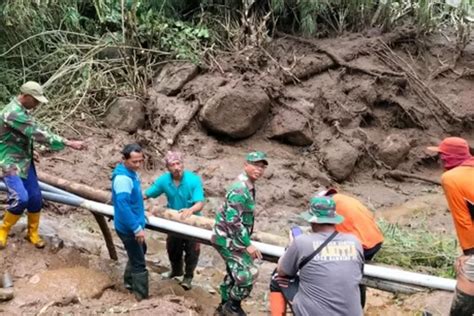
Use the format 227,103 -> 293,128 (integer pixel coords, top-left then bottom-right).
37,171 -> 111,203
38,172 -> 289,246
158,208 -> 288,246
38,178 -> 117,261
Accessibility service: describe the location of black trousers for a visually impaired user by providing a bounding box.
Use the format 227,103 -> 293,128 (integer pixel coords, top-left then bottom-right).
360,242 -> 383,308
167,235 -> 200,278
117,231 -> 148,274
450,288 -> 474,316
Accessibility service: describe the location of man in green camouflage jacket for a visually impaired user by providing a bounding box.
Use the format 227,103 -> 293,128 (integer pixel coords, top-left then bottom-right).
0,81 -> 86,249
212,151 -> 268,316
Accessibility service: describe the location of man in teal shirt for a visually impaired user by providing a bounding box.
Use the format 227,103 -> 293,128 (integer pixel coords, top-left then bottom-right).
144,151 -> 204,289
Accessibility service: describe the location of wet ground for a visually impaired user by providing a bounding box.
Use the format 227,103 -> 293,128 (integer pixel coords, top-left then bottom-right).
0,180 -> 456,315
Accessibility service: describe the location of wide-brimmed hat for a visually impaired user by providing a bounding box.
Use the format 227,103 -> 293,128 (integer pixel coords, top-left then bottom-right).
427,137 -> 470,156
316,188 -> 338,197
300,196 -> 344,224
246,151 -> 268,165
20,81 -> 48,103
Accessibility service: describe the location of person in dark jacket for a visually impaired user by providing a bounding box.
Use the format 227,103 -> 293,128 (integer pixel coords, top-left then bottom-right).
112,144 -> 148,300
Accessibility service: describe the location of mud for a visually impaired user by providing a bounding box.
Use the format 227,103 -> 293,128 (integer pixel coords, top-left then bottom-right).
1,27 -> 473,315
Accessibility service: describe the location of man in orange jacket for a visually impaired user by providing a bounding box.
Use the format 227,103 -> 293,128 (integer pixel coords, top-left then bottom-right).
317,188 -> 384,261
428,137 -> 474,316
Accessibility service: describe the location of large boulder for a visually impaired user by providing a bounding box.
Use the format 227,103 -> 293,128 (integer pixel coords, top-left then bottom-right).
378,134 -> 411,168
199,85 -> 270,139
268,106 -> 313,146
103,97 -> 145,133
154,62 -> 199,96
147,93 -> 190,128
322,139 -> 360,182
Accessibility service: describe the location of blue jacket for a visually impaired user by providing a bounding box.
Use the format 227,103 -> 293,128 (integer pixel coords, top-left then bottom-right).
112,163 -> 145,235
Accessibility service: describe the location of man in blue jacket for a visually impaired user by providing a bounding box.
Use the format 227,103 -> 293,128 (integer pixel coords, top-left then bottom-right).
144,151 -> 205,290
112,143 -> 148,300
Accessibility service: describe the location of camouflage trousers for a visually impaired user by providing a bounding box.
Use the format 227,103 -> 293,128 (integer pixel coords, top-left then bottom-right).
214,245 -> 259,302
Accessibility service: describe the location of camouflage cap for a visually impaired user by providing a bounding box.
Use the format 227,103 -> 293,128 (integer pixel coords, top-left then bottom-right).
300,196 -> 344,224
20,81 -> 48,103
246,151 -> 268,165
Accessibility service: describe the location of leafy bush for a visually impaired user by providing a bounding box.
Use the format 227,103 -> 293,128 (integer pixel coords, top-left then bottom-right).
0,0 -> 213,128
375,219 -> 458,278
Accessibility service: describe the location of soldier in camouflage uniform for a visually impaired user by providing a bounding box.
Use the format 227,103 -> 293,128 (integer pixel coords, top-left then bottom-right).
0,81 -> 86,249
211,151 -> 268,316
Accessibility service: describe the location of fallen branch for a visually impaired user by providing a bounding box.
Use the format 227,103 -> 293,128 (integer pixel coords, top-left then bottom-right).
276,32 -> 405,81
260,47 -> 301,84
166,100 -> 203,147
384,170 -> 441,186
456,67 -> 474,80
38,171 -> 111,203
376,41 -> 462,130
37,172 -> 117,260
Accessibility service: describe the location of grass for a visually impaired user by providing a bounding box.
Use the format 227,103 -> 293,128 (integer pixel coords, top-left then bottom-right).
0,1 -> 213,132
374,219 -> 458,278
270,0 -> 473,35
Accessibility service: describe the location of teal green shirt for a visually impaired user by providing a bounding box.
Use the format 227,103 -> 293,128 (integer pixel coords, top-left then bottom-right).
145,170 -> 205,214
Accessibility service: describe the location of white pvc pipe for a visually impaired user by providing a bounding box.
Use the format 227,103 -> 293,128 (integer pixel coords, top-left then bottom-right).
77,199 -> 458,292
0,183 -> 457,292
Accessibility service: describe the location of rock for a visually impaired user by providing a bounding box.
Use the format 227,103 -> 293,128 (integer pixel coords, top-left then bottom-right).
154,62 -> 199,96
199,85 -> 270,139
103,97 -> 145,133
322,139 -> 360,182
268,107 -> 313,146
378,134 -> 411,168
296,161 -> 333,187
146,93 -> 191,139
14,267 -> 113,306
181,73 -> 227,103
0,288 -> 13,302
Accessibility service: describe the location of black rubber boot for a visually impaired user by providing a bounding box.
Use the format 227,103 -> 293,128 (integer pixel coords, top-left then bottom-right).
214,302 -> 225,316
161,262 -> 183,279
124,261 -> 133,291
131,270 -> 149,301
223,299 -> 246,316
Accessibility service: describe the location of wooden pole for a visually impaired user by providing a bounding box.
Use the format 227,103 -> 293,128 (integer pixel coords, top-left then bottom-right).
158,208 -> 288,247
37,171 -> 117,260
91,212 -> 118,260
37,172 -> 289,247
37,171 -> 111,203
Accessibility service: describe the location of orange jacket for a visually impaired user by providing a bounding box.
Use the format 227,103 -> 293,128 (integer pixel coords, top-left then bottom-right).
441,166 -> 474,252
333,193 -> 384,249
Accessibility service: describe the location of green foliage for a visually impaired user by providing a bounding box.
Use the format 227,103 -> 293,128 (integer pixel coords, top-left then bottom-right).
0,0 -> 471,127
375,219 -> 458,278
0,0 -> 213,128
269,0 -> 473,35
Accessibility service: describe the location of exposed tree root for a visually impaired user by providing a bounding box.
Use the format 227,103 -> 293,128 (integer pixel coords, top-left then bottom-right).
276,30 -> 412,84
375,41 -> 462,132
167,99 -> 203,147
384,170 -> 441,186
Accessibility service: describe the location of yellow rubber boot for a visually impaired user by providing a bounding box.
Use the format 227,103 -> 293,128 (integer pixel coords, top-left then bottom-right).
0,211 -> 21,249
25,212 -> 45,249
